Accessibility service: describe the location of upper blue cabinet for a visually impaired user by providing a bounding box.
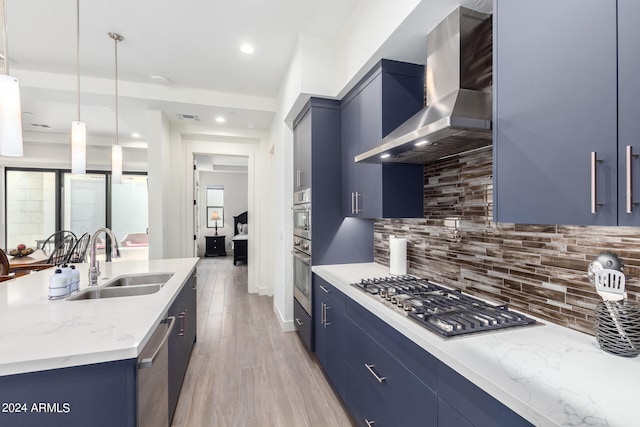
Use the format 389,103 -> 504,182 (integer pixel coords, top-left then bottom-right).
341,60 -> 425,218
493,0 -> 640,226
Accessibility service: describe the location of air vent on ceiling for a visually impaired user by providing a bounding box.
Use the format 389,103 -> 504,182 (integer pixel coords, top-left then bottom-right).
30,123 -> 52,129
176,113 -> 201,121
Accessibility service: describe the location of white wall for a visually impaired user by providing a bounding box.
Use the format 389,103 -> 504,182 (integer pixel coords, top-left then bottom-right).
198,171 -> 248,256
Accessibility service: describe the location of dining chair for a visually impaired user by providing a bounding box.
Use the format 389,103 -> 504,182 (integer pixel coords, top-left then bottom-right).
67,232 -> 91,263
41,230 -> 77,256
0,249 -> 10,275
47,234 -> 77,265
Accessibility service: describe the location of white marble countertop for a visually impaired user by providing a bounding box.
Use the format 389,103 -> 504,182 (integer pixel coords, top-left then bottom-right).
0,258 -> 198,376
313,262 -> 640,427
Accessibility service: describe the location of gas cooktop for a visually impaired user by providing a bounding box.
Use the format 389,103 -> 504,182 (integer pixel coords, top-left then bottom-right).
352,276 -> 536,338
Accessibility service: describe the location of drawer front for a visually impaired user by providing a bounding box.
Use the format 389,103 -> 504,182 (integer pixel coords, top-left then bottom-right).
438,362 -> 532,427
314,275 -> 345,312
347,321 -> 437,426
346,364 -> 388,427
294,298 -> 313,352
346,298 -> 437,391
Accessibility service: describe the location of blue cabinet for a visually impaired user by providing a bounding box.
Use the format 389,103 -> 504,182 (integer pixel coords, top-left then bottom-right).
493,0 -> 640,226
294,297 -> 313,351
344,298 -> 437,427
293,106 -> 312,192
341,59 -> 425,218
293,98 -> 374,267
0,359 -> 136,427
168,272 -> 197,424
313,275 -> 347,397
617,0 -> 640,226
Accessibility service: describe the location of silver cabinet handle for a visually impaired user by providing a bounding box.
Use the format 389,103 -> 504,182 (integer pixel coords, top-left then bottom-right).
365,419 -> 375,427
591,152 -> 603,213
299,170 -> 303,188
178,311 -> 186,337
295,318 -> 303,326
138,316 -> 175,369
351,192 -> 355,214
321,302 -> 326,326
356,192 -> 361,214
324,304 -> 330,327
319,285 -> 330,293
364,363 -> 386,383
627,145 -> 638,213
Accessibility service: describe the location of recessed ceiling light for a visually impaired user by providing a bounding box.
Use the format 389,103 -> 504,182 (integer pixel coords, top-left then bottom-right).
131,132 -> 141,138
415,140 -> 428,147
215,116 -> 226,123
240,43 -> 255,54
380,153 -> 391,159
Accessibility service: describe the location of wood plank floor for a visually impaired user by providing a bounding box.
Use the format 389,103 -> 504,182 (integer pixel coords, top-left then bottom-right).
171,256 -> 354,427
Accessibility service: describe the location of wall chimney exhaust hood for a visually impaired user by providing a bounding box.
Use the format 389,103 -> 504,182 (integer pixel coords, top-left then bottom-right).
355,6 -> 492,164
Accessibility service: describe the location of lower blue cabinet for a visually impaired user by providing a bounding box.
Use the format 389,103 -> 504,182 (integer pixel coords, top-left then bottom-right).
313,276 -> 347,397
345,319 -> 438,426
313,280 -> 533,426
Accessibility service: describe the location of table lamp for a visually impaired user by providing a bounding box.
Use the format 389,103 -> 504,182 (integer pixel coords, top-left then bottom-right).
211,211 -> 220,236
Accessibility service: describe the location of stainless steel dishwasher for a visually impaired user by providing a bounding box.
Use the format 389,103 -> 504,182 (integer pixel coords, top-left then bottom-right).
137,315 -> 175,427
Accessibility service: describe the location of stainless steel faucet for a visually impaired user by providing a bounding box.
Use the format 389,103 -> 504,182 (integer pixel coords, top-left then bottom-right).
88,227 -> 121,286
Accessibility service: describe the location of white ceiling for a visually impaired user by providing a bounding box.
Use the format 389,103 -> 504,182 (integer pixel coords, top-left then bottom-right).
2,0 -> 359,143
1,0 -> 493,150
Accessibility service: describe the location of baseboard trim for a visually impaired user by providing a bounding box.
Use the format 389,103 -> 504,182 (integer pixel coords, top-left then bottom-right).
273,301 -> 295,332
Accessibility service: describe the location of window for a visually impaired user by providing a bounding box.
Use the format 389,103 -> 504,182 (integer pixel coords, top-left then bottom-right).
206,186 -> 224,228
5,170 -> 57,250
5,168 -> 148,260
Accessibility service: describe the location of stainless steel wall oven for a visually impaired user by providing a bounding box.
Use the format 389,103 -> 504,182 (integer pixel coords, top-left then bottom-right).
292,189 -> 312,315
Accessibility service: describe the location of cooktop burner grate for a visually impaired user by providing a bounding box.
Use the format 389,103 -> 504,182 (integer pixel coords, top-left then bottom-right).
352,276 -> 536,338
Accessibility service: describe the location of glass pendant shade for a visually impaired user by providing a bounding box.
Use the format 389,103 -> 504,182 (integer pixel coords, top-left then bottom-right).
71,121 -> 86,174
111,144 -> 122,184
0,74 -> 23,157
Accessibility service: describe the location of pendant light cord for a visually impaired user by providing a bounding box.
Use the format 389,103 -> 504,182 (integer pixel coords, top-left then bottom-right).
76,0 -> 80,121
2,0 -> 9,75
109,33 -> 123,147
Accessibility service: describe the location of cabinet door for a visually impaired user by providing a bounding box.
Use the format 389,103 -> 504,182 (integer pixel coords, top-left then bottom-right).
342,96 -> 360,216
295,297 -> 313,352
324,303 -> 347,398
294,108 -> 312,191
167,288 -> 185,423
494,0 -> 617,225
618,0 -> 640,226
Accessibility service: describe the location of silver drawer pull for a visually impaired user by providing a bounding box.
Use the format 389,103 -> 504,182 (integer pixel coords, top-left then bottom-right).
627,145 -> 639,213
365,419 -> 375,427
295,318 -> 303,326
364,363 -> 386,383
319,285 -> 330,293
591,151 -> 603,213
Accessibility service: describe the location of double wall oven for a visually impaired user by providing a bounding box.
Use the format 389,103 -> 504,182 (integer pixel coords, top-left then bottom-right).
292,189 -> 312,316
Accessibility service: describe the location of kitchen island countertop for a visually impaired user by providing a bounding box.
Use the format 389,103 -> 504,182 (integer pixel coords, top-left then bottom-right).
0,258 -> 198,376
313,262 -> 640,427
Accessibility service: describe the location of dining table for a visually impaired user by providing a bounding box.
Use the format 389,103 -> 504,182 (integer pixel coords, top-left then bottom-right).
8,249 -> 50,268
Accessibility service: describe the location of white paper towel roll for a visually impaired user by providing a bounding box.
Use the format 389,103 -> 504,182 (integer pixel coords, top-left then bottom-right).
389,236 -> 407,275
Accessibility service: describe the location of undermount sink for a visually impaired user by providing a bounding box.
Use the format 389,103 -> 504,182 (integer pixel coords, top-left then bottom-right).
66,272 -> 174,301
67,284 -> 162,300
103,272 -> 174,288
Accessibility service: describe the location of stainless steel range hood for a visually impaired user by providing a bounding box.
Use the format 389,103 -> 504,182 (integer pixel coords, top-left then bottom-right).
355,6 -> 492,164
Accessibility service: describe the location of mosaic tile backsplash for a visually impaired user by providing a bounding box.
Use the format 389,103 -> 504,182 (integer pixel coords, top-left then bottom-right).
374,147 -> 640,335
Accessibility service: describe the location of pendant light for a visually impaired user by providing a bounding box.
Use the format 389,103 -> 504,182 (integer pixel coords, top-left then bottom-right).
0,0 -> 23,157
109,32 -> 123,184
70,0 -> 86,174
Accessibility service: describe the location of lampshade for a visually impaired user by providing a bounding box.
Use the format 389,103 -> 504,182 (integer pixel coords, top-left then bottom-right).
111,144 -> 122,184
71,121 -> 86,174
0,74 -> 23,157
211,211 -> 220,221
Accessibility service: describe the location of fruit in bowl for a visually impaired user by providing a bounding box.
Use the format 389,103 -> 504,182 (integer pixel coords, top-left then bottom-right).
9,245 -> 34,257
